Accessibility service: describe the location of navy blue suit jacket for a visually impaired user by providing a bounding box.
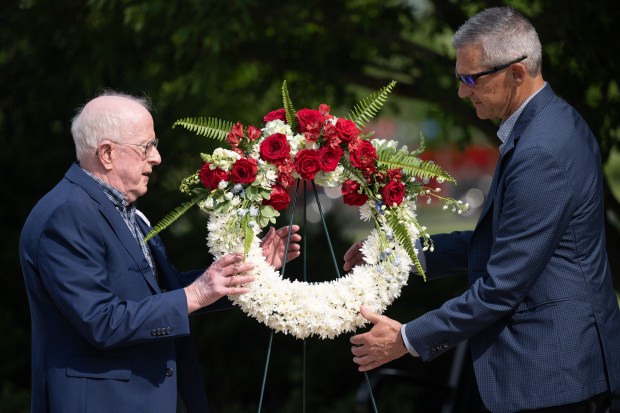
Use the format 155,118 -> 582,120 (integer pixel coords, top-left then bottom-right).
19,163 -> 212,413
404,85 -> 620,412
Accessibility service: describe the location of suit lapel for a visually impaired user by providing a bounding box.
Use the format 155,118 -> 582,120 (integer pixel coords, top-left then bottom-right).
65,164 -> 161,292
475,85 -> 556,225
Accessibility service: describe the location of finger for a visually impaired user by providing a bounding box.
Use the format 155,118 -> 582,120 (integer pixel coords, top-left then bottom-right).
357,360 -> 380,372
225,262 -> 255,275
216,253 -> 245,268
276,224 -> 300,236
261,227 -> 276,245
352,354 -> 374,366
343,241 -> 363,261
360,305 -> 383,324
226,286 -> 252,295
226,274 -> 255,287
351,345 -> 366,357
343,254 -> 362,272
350,333 -> 366,346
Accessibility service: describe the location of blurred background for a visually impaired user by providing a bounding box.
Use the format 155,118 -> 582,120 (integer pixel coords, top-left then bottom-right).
2,0 -> 619,412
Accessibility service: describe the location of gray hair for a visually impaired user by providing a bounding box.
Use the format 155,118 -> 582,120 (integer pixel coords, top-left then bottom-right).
452,7 -> 542,76
71,90 -> 152,162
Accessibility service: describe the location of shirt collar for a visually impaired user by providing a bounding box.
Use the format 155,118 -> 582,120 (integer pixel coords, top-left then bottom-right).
497,82 -> 547,146
81,167 -> 132,212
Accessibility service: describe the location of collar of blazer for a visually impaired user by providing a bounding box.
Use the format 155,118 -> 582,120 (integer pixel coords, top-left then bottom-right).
476,85 -> 556,224
64,163 -> 161,293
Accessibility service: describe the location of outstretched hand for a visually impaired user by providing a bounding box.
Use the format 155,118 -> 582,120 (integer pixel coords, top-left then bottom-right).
343,241 -> 365,272
260,225 -> 301,270
185,253 -> 255,314
350,306 -> 408,372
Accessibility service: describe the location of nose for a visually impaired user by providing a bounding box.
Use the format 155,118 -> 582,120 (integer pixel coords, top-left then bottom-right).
148,146 -> 162,165
457,82 -> 472,99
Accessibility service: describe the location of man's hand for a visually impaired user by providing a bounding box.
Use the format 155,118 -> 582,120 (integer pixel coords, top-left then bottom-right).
343,241 -> 365,272
184,253 -> 255,313
350,306 -> 408,372
260,225 -> 301,270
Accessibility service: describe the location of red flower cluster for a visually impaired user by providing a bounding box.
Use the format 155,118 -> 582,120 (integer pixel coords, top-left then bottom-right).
199,105 -> 407,212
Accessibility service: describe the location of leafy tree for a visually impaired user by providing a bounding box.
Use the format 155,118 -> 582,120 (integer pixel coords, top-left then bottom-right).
1,0 -> 618,411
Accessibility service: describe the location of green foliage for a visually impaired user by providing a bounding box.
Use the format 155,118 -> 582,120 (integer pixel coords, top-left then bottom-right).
3,0 -> 620,411
281,80 -> 298,131
144,193 -> 209,242
173,117 -> 235,142
377,146 -> 456,183
347,80 -> 397,129
386,211 -> 426,280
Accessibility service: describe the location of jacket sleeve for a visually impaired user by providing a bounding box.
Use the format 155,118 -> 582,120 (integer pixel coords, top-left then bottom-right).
405,146 -> 575,360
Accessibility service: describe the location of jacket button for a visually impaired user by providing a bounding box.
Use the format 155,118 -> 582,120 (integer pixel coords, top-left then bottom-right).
165,368 -> 174,377
151,329 -> 157,336
166,327 -> 172,335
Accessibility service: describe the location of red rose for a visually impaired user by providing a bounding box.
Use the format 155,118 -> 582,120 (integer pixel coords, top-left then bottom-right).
259,133 -> 290,164
262,184 -> 291,211
334,118 -> 360,145
380,180 -> 406,207
199,162 -> 230,190
349,140 -> 377,170
231,158 -> 258,184
296,108 -> 323,134
341,180 -> 368,206
318,145 -> 343,173
264,108 -> 287,123
294,149 -> 321,180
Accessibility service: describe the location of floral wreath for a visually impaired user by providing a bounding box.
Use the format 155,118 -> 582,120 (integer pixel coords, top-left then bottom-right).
147,81 -> 468,339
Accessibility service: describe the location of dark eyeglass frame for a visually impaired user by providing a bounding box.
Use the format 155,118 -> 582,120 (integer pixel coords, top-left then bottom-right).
113,138 -> 159,157
456,55 -> 527,87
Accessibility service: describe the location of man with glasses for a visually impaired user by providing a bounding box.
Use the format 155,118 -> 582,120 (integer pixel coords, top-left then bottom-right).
19,91 -> 301,413
348,6 -> 619,413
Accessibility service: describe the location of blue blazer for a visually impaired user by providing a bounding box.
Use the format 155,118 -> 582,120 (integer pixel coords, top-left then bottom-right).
405,85 -> 620,413
19,163 -> 211,413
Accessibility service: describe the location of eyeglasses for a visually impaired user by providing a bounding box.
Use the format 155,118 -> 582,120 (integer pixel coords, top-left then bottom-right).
113,138 -> 159,157
456,55 -> 527,87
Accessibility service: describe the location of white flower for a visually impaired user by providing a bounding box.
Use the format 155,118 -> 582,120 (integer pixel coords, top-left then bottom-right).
206,206 -> 414,340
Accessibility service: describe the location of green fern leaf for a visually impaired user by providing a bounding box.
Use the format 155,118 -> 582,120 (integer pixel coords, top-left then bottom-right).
377,149 -> 455,183
282,80 -> 298,131
173,117 -> 235,142
143,193 -> 209,242
347,80 -> 397,129
386,213 -> 426,280
242,214 -> 253,256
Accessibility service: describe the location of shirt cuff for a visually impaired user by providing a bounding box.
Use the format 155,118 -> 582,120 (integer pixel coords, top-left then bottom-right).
400,324 -> 419,357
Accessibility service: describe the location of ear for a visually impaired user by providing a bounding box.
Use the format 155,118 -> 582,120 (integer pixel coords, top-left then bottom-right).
97,142 -> 115,171
511,62 -> 527,86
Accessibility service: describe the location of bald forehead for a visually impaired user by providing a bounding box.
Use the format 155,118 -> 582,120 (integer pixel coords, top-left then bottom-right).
84,95 -> 147,117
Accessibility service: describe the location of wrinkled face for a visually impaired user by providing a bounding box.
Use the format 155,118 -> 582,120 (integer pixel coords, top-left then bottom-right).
108,108 -> 161,203
455,45 -> 519,120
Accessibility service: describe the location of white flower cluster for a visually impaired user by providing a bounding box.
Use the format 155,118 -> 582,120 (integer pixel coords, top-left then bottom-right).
206,202 -> 419,340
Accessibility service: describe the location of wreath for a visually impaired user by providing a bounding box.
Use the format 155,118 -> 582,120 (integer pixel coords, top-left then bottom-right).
146,81 -> 468,339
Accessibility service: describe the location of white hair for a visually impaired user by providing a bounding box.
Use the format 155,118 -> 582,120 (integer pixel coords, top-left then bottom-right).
452,6 -> 542,76
70,90 -> 151,162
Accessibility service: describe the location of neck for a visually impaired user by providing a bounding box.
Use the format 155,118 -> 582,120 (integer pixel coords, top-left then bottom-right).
506,75 -> 545,119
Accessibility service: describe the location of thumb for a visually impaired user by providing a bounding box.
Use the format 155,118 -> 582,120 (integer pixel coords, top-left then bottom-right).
260,227 -> 276,247
360,305 -> 383,324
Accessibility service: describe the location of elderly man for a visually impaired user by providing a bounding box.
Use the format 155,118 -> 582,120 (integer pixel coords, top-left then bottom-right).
347,7 -> 620,413
19,91 -> 300,413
